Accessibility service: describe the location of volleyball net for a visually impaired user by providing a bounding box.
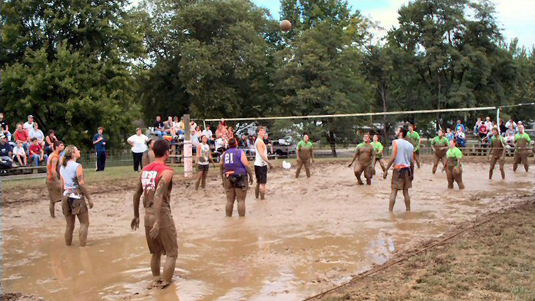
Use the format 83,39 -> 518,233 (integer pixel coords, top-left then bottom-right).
199,104 -> 534,158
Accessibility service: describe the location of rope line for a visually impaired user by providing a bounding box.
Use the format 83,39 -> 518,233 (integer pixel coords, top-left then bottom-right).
204,106 -> 497,122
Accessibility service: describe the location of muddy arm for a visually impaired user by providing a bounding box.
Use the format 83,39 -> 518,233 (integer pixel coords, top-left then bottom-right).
131,176 -> 143,230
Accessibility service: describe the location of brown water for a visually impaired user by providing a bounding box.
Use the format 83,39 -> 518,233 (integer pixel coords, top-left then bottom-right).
2,162 -> 534,300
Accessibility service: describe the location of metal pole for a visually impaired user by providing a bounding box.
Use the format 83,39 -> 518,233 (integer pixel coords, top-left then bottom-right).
496,108 -> 500,134
183,114 -> 193,178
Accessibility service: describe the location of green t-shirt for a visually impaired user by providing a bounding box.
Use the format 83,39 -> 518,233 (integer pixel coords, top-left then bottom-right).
491,135 -> 506,144
371,141 -> 384,158
431,136 -> 449,147
446,147 -> 463,167
514,133 -> 531,142
297,140 -> 313,150
407,131 -> 421,151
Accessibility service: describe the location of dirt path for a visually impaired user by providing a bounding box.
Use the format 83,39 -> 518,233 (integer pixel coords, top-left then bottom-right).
1,161 -> 534,300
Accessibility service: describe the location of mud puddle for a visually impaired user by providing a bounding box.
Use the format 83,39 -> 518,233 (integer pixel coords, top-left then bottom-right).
2,162 -> 534,300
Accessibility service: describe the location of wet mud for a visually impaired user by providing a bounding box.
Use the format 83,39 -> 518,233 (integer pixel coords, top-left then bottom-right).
2,161 -> 534,300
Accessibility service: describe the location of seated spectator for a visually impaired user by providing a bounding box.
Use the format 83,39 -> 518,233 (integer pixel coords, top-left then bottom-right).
29,122 -> 45,148
505,123 -> 516,140
152,115 -> 165,139
23,115 -> 34,132
499,119 -> 507,134
163,116 -> 175,137
478,122 -> 488,140
29,138 -> 47,167
473,117 -> 482,135
455,120 -> 466,133
178,117 -> 185,135
0,134 -> 13,168
456,128 -> 466,147
14,123 -> 30,151
202,125 -> 214,146
12,140 -> 27,166
0,112 -> 12,142
219,118 -> 227,128
446,128 -> 455,141
264,133 -> 274,154
484,117 -> 493,132
173,116 -> 181,135
190,120 -> 197,132
214,135 -> 227,156
45,130 -> 58,156
505,118 -> 517,131
227,126 -> 235,139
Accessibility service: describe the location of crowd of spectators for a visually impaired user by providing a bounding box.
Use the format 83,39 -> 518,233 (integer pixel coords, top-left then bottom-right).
474,116 -> 527,148
0,114 -> 55,171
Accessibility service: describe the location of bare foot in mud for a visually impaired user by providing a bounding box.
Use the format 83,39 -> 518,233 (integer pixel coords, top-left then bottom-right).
159,281 -> 171,289
147,279 -> 163,290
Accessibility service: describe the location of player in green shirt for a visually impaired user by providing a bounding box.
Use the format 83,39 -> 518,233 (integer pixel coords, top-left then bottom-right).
295,134 -> 314,178
407,124 -> 421,169
348,133 -> 376,185
372,134 -> 386,173
445,140 -> 465,189
513,124 -> 531,172
431,129 -> 449,174
488,127 -> 506,179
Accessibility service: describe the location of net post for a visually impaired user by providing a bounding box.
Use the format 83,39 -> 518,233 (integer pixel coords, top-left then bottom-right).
183,114 -> 193,178
496,108 -> 500,134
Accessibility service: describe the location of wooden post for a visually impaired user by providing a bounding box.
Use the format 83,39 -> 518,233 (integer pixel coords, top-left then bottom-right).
183,114 -> 193,178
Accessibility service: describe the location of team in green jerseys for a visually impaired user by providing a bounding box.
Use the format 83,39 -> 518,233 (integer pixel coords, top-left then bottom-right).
296,135 -> 314,178
513,125 -> 531,172
431,129 -> 449,174
348,133 -> 376,185
488,127 -> 506,179
407,124 -> 421,169
445,140 -> 465,189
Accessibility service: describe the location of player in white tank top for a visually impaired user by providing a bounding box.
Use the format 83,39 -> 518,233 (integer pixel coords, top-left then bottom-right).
253,126 -> 273,200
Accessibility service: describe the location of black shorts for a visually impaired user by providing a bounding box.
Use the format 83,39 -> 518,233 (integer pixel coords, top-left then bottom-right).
254,165 -> 268,184
198,164 -> 209,171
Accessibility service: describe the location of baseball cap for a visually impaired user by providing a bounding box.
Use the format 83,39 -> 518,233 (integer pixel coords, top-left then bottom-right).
28,115 -> 34,119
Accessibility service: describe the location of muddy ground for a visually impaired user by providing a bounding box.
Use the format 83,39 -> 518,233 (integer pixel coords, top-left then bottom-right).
1,159 -> 534,300
310,197 -> 535,301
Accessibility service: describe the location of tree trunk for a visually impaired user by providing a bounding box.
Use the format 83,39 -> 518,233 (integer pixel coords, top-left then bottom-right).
329,130 -> 337,157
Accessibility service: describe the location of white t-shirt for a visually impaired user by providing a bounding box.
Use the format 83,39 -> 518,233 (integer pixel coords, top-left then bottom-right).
202,130 -> 213,139
23,122 -> 34,131
13,146 -> 25,156
29,129 -> 45,141
215,138 -> 226,150
128,134 -> 149,153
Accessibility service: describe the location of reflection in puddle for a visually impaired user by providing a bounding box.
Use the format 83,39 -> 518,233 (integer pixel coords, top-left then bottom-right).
2,163 -> 534,300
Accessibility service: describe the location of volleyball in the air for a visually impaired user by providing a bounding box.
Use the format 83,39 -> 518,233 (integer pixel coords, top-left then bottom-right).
281,20 -> 292,32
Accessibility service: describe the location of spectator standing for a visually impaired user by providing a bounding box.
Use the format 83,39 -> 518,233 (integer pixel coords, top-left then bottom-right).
153,116 -> 165,139
13,140 -> 27,166
29,122 -> 45,148
0,134 -> 13,169
127,128 -> 149,172
14,123 -> 30,151
23,115 -> 34,132
93,127 -> 107,171
45,130 -> 58,156
29,138 -> 47,166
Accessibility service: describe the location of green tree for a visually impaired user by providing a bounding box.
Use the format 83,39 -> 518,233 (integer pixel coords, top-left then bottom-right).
274,9 -> 373,155
1,0 -> 144,149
